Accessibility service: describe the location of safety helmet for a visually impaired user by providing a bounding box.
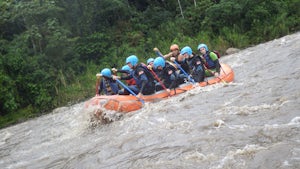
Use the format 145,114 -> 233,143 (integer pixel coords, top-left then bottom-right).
101,68 -> 112,78
153,57 -> 165,69
147,58 -> 154,64
197,43 -> 208,51
121,65 -> 131,71
180,46 -> 192,55
170,44 -> 179,51
126,55 -> 138,66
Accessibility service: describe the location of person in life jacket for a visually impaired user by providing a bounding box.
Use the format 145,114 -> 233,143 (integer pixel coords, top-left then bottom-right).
98,68 -> 120,95
146,57 -> 160,84
152,57 -> 179,93
121,65 -> 136,86
111,65 -> 136,95
112,65 -> 136,88
153,44 -> 180,60
147,58 -> 155,66
170,46 -> 192,84
113,55 -> 155,97
197,43 -> 221,77
181,46 -> 205,82
112,65 -> 136,86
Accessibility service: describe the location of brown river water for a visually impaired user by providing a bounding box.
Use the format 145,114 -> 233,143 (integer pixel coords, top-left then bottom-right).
1,32 -> 300,169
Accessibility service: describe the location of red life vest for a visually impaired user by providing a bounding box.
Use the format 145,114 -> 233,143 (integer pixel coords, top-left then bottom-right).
126,78 -> 136,85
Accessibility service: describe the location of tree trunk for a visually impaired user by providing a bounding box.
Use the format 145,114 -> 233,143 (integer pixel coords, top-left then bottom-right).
177,0 -> 184,19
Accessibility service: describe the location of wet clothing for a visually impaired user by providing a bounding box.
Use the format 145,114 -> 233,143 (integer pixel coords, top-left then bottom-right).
126,78 -> 136,86
153,62 -> 179,91
121,64 -> 155,95
173,59 -> 190,84
98,78 -> 119,95
201,51 -> 221,77
174,59 -> 190,75
187,54 -> 205,82
202,51 -> 221,73
117,69 -> 136,86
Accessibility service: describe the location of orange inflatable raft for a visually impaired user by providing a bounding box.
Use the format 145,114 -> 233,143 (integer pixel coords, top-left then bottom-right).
85,63 -> 234,113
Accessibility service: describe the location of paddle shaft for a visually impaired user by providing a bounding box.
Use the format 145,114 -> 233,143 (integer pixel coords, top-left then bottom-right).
203,65 -> 227,84
173,60 -> 195,83
149,69 -> 168,91
95,75 -> 101,95
115,79 -> 145,104
220,65 -> 227,75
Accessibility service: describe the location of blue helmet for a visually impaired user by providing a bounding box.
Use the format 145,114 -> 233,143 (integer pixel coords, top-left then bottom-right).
126,55 -> 138,66
197,43 -> 208,51
153,57 -> 165,69
147,58 -> 154,64
180,46 -> 192,55
121,65 -> 131,71
101,68 -> 112,78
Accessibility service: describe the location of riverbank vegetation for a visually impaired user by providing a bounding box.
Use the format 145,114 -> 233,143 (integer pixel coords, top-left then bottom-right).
0,0 -> 299,128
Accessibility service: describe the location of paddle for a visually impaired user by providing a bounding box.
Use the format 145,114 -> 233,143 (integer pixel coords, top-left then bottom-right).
154,48 -> 195,84
148,68 -> 171,95
115,79 -> 145,104
153,49 -> 165,59
95,73 -> 102,96
172,60 -> 196,84
220,65 -> 227,75
203,65 -> 227,84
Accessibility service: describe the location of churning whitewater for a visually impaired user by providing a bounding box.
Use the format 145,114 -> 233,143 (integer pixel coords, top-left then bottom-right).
1,33 -> 300,169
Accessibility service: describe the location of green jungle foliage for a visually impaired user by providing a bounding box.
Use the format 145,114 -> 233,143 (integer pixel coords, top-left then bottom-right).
0,0 -> 299,128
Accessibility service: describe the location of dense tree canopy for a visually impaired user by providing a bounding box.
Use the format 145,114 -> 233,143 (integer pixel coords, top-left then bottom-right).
0,0 -> 299,128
